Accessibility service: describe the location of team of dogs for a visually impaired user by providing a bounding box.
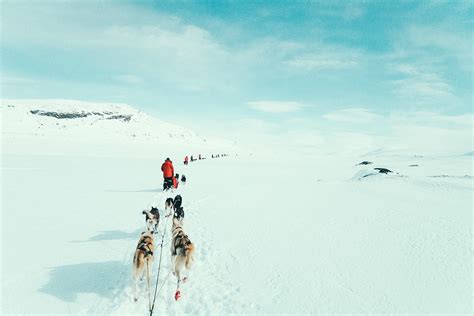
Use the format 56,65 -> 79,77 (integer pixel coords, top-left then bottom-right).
133,193 -> 194,301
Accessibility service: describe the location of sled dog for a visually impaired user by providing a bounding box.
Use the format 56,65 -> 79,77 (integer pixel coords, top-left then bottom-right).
165,198 -> 174,212
173,206 -> 185,223
132,231 -> 154,301
142,206 -> 160,233
171,218 -> 194,283
165,195 -> 183,219
173,195 -> 182,209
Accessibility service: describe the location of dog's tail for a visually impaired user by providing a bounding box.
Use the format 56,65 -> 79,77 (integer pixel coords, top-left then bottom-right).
133,251 -> 144,269
184,243 -> 195,269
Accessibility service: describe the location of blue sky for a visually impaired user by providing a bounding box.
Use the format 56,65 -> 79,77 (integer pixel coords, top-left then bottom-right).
1,0 -> 472,151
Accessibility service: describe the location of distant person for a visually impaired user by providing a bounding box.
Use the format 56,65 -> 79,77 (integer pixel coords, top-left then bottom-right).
184,156 -> 189,165
161,158 -> 174,191
181,174 -> 186,185
212,154 -> 214,158
198,154 -> 201,160
190,155 -> 194,162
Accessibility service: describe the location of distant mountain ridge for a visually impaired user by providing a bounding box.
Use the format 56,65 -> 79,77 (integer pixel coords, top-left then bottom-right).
1,99 -> 210,145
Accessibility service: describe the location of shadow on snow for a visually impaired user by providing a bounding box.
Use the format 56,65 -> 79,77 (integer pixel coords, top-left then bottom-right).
39,260 -> 129,302
71,228 -> 143,243
105,188 -> 162,193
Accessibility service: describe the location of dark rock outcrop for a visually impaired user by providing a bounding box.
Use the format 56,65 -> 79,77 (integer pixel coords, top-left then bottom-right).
374,168 -> 392,174
106,114 -> 132,122
357,161 -> 373,165
30,110 -> 91,119
30,109 -> 132,122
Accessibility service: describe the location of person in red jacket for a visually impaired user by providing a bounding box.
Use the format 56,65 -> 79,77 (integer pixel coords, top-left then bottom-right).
161,158 -> 174,191
184,156 -> 189,165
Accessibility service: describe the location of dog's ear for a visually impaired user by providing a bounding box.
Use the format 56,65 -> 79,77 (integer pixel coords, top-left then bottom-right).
142,210 -> 146,214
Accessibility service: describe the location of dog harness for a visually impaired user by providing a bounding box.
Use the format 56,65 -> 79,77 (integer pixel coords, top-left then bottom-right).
174,207 -> 184,220
138,241 -> 153,257
172,229 -> 191,255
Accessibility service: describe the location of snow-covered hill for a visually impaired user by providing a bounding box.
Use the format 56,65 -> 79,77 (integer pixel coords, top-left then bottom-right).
1,99 -> 237,156
1,99 -> 201,141
1,100 -> 236,145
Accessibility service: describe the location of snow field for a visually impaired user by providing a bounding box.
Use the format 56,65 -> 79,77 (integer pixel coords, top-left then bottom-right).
2,152 -> 472,314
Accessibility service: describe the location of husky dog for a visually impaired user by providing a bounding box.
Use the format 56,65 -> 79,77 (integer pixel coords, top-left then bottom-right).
165,195 -> 183,218
173,206 -> 185,223
142,206 -> 160,233
173,195 -> 182,209
165,205 -> 185,224
165,198 -> 174,212
170,218 -> 194,284
132,231 -> 154,301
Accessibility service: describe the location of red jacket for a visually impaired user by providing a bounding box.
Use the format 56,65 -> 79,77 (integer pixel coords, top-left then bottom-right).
161,160 -> 174,178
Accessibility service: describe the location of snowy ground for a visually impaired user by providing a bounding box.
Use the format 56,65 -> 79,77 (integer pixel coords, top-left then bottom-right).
1,100 -> 472,314
2,147 -> 472,314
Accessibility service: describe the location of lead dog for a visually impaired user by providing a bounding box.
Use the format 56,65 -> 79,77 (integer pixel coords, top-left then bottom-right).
173,195 -> 182,209
165,195 -> 183,219
132,231 -> 154,301
142,206 -> 160,233
170,218 -> 194,285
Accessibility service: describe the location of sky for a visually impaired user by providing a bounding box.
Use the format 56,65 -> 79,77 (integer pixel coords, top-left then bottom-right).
1,0 -> 473,154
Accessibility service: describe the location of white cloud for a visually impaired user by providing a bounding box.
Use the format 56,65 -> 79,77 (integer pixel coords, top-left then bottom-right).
1,1 -> 369,99
3,3 -> 362,95
383,18 -> 471,109
404,25 -> 471,65
323,108 -> 382,123
2,3 -> 243,93
285,54 -> 357,71
390,64 -> 456,104
284,46 -> 360,71
246,101 -> 306,113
